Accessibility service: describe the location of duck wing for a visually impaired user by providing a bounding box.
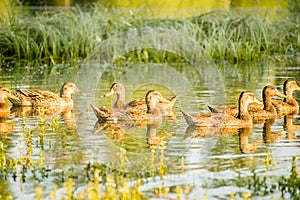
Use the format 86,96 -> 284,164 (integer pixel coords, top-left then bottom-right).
12,89 -> 60,107
126,99 -> 147,112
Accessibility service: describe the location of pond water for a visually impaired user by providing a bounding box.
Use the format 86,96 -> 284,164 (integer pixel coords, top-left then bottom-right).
0,55 -> 300,199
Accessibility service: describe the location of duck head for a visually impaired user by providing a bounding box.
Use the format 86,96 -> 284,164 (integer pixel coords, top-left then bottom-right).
101,83 -> 125,98
145,90 -> 169,115
0,87 -> 18,103
60,82 -> 83,98
283,80 -> 300,97
262,85 -> 287,100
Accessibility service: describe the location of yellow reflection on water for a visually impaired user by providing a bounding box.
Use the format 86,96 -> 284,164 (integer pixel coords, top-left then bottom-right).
102,0 -> 288,18
1,0 -> 290,19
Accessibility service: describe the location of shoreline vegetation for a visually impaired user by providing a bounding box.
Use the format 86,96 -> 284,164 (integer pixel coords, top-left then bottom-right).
0,2 -> 300,200
0,3 -> 299,67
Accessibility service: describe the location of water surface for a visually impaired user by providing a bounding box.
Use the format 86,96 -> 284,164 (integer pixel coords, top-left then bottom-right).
1,58 -> 300,199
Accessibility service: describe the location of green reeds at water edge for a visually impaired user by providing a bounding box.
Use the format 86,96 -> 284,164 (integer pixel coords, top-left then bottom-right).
0,5 -> 299,67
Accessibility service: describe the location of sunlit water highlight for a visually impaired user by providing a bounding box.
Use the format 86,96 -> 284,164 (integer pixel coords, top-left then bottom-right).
0,59 -> 300,199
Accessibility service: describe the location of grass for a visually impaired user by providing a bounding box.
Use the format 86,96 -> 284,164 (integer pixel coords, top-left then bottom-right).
0,4 -> 299,67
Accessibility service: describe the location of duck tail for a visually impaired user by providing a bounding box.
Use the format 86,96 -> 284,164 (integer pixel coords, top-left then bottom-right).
90,104 -> 108,121
207,105 -> 223,113
180,110 -> 198,126
169,95 -> 178,104
8,96 -> 21,107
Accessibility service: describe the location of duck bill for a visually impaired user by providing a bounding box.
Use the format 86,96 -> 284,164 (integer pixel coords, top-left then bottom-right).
78,91 -> 86,96
276,93 -> 287,98
100,90 -> 114,98
159,98 -> 170,104
295,87 -> 300,91
75,89 -> 85,96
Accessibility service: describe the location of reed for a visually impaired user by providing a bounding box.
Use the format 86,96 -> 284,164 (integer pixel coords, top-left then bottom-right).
0,5 -> 299,67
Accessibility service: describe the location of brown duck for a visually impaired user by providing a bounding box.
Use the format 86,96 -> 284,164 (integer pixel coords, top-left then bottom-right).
91,90 -> 170,123
272,80 -> 300,115
208,85 -> 287,118
8,82 -> 83,109
181,91 -> 259,127
101,83 -> 177,114
0,88 -> 18,119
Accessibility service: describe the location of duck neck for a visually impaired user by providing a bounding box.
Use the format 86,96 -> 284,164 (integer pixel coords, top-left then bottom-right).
114,92 -> 126,110
60,89 -> 72,99
263,93 -> 276,113
284,88 -> 297,106
237,100 -> 251,121
147,103 -> 162,119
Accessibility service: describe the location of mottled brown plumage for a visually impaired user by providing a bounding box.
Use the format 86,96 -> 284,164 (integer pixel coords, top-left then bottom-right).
0,88 -> 18,119
8,82 -> 83,109
272,80 -> 300,116
208,85 -> 287,119
91,90 -> 170,123
101,83 -> 177,117
181,91 -> 258,127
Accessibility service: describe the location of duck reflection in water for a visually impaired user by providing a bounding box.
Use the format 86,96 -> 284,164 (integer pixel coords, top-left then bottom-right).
0,88 -> 19,138
94,118 -> 172,147
283,112 -> 300,140
184,126 -> 258,154
262,119 -> 283,143
10,106 -> 77,132
94,121 -> 126,140
184,125 -> 239,138
238,127 -> 258,154
146,120 -> 172,147
94,119 -> 173,147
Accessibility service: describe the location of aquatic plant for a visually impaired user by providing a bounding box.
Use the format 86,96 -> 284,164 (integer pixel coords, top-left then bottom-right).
278,157 -> 300,199
0,4 -> 299,67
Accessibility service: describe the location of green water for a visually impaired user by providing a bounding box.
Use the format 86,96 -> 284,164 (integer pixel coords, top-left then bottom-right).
0,57 -> 300,199
0,0 -> 299,199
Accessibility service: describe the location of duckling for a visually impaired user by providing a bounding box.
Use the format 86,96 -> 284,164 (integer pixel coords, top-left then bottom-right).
101,83 -> 178,114
272,80 -> 300,115
91,90 -> 170,123
181,91 -> 259,127
208,85 -> 286,118
0,87 -> 18,119
8,82 -> 83,109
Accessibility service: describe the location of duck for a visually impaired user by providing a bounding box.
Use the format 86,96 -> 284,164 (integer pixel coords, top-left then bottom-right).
0,87 -> 19,119
272,80 -> 300,115
8,82 -> 83,109
101,83 -> 178,114
208,85 -> 287,118
181,91 -> 259,127
91,90 -> 170,123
